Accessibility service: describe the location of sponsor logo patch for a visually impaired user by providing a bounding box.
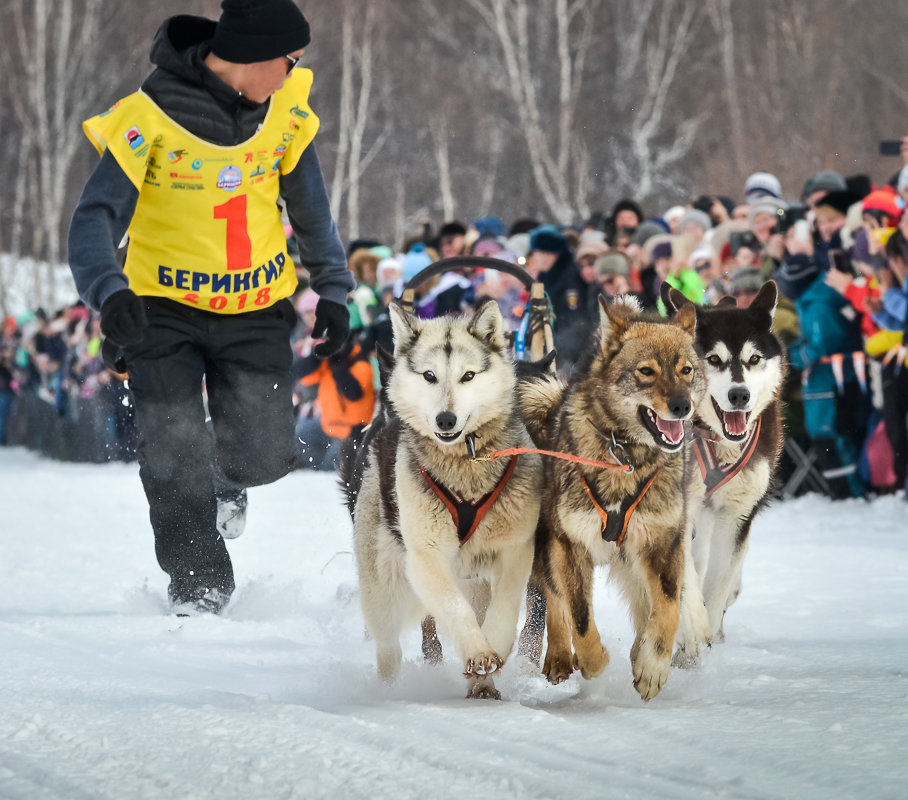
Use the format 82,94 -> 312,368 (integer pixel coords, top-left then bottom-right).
216,165 -> 243,192
124,126 -> 144,150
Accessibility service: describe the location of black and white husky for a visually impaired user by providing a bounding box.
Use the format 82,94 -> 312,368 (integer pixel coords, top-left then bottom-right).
340,300 -> 542,698
664,282 -> 786,656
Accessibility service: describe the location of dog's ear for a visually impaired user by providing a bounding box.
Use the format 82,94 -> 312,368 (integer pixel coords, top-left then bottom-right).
672,303 -> 698,337
537,347 -> 558,375
515,348 -> 557,381
661,283 -> 690,314
469,298 -> 506,350
748,280 -> 778,321
389,299 -> 422,354
715,295 -> 737,309
375,342 -> 395,385
598,294 -> 632,342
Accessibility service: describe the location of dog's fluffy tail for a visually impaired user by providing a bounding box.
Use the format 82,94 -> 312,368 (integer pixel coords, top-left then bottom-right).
517,374 -> 565,448
337,425 -> 370,519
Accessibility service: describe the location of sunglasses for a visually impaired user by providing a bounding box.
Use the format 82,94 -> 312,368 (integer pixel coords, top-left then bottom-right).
285,54 -> 301,73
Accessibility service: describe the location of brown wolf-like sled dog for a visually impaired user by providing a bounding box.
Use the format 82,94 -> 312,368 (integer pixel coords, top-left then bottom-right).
521,296 -> 707,701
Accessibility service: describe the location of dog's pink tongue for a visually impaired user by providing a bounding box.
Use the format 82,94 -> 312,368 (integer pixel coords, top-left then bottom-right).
656,417 -> 684,444
723,411 -> 748,436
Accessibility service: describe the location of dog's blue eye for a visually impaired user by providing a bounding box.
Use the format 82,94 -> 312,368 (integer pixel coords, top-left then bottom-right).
461,371 -> 475,383
423,371 -> 437,383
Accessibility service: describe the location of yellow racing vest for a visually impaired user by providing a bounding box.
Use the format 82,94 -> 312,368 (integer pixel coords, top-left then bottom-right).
83,69 -> 320,314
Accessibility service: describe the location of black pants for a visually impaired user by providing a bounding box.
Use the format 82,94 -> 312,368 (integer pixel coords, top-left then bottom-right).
125,298 -> 297,597
880,359 -> 908,490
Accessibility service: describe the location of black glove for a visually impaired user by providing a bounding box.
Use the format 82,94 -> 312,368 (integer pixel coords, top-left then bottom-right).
311,298 -> 350,359
100,289 -> 148,347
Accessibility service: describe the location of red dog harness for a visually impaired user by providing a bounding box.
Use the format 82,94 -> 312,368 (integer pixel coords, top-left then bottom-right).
693,416 -> 762,497
419,455 -> 519,546
579,468 -> 660,548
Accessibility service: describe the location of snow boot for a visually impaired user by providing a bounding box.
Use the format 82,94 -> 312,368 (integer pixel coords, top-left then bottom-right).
216,487 -> 248,539
168,584 -> 232,617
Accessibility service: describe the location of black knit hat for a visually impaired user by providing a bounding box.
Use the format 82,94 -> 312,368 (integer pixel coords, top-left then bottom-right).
211,0 -> 311,64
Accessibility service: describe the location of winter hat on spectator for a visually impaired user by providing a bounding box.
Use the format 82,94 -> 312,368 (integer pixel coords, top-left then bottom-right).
376,257 -> 402,284
528,225 -> 569,255
575,231 -> 609,262
678,209 -> 712,236
815,190 -> 856,218
595,252 -> 632,279
862,189 -> 901,221
472,237 -> 505,258
505,233 -> 531,259
611,198 -> 645,226
689,244 -> 714,270
744,172 -> 783,201
211,0 -> 311,64
438,221 -> 467,239
632,220 -> 669,246
748,197 -> 788,227
401,243 -> 433,282
647,235 -> 674,263
728,267 -> 764,296
663,206 -> 686,228
346,237 -> 382,258
472,216 -> 506,239
801,169 -> 847,201
508,217 -> 541,236
846,174 -> 873,201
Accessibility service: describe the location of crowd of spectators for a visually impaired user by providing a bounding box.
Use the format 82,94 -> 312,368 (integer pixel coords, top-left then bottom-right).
4,143 -> 908,498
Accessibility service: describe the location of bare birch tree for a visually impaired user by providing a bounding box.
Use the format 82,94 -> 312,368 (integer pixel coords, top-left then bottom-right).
328,0 -> 389,241
4,0 -> 139,310
462,0 -> 599,224
706,0 -> 745,172
430,116 -> 456,223
607,0 -> 705,203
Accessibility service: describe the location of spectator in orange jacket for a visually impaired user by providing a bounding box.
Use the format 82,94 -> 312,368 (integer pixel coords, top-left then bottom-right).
293,333 -> 375,470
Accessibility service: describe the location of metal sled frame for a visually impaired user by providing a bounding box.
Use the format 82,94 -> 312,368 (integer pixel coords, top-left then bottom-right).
399,256 -> 554,363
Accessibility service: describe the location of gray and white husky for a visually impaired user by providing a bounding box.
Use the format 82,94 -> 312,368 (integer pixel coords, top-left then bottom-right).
340,299 -> 542,698
664,282 -> 786,657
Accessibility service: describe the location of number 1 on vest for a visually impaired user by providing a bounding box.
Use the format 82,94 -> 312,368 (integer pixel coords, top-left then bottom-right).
213,194 -> 252,271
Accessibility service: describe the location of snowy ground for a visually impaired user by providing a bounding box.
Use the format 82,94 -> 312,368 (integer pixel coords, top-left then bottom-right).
1,446 -> 906,800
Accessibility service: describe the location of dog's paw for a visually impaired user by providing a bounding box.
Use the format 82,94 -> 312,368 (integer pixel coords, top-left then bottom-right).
672,626 -> 710,669
678,596 -> 712,652
376,642 -> 402,683
542,649 -> 574,684
630,637 -> 670,702
671,645 -> 700,669
573,643 -> 610,680
466,675 -> 501,700
463,651 -> 502,678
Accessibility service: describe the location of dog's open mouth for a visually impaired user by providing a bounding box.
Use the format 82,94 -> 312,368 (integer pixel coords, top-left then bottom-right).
638,406 -> 685,451
711,397 -> 750,441
434,430 -> 463,444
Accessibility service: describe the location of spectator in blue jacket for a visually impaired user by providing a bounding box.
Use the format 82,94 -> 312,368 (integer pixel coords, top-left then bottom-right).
788,265 -> 871,499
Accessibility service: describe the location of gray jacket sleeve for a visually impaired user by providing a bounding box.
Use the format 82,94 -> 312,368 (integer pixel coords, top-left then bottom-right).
67,149 -> 139,311
280,143 -> 355,307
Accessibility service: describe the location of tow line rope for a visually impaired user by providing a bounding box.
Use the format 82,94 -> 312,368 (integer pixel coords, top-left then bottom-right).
471,446 -> 633,472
